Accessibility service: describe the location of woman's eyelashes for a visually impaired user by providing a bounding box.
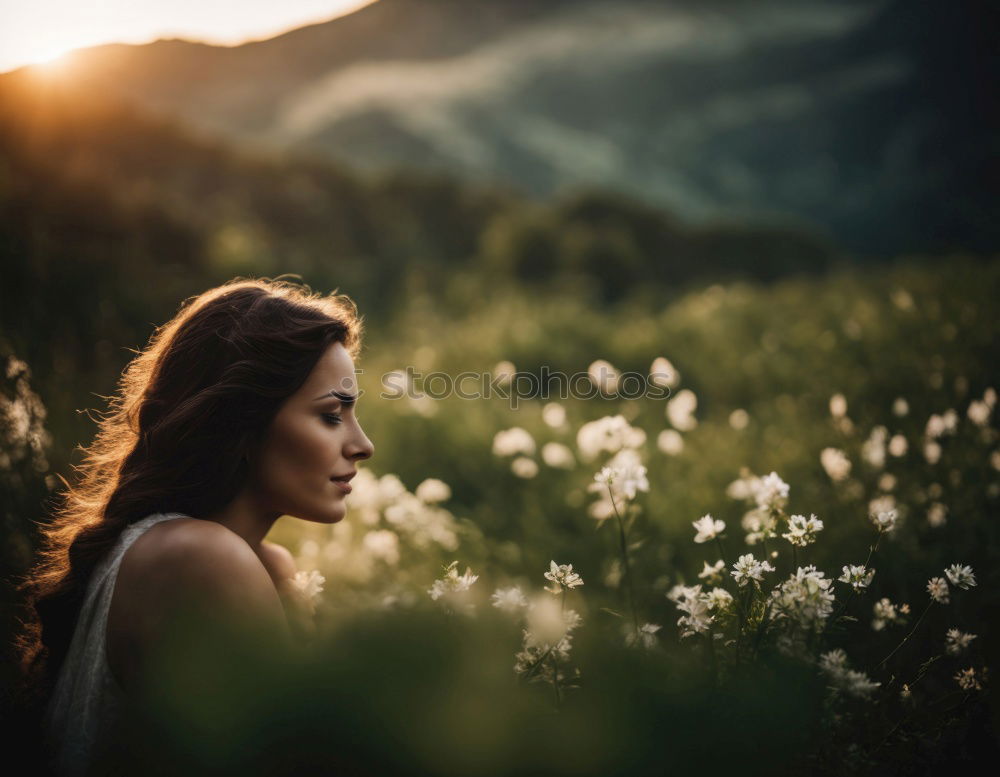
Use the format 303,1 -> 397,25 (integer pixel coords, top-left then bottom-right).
322,412 -> 343,426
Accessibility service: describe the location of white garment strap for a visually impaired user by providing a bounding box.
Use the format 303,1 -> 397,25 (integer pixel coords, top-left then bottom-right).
45,511 -> 188,777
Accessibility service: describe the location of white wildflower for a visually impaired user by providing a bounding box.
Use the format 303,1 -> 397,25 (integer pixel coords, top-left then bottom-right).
945,628 -> 977,656
542,402 -> 567,428
782,513 -> 824,547
428,560 -> 479,600
955,667 -> 983,691
666,389 -> 698,431
290,569 -> 326,613
524,594 -> 582,647
649,356 -> 680,389
840,670 -> 881,698
924,441 -> 942,464
515,597 -> 582,685
927,577 -> 950,604
626,622 -> 662,650
514,631 -> 573,683
741,509 -> 778,545
871,509 -> 898,533
892,397 -> 909,417
839,565 -> 875,592
769,566 -> 835,627
493,427 -> 536,457
829,394 -> 848,418
657,429 -> 684,456
726,475 -> 755,501
377,473 -> 407,502
587,493 -> 616,523
888,434 -> 908,457
862,426 -> 888,468
731,553 -> 775,587
591,451 -> 648,504
820,448 -> 852,482
698,560 -> 725,584
926,411 -> 958,439
576,414 -> 645,460
729,409 -> 750,430
818,648 -> 880,699
543,560 -> 584,594
588,359 -> 620,394
704,587 -> 734,610
594,466 -> 616,486
347,468 -> 383,513
491,586 -> 529,614
693,514 -> 725,544
927,502 -> 948,528
383,492 -> 460,551
511,456 -> 538,478
819,649 -> 848,675
666,583 -> 703,604
541,442 -> 575,469
872,597 -> 904,631
869,493 -> 897,518
944,564 -> 976,590
493,360 -> 516,385
752,472 -> 789,510
674,589 -> 713,638
618,462 -> 650,500
415,478 -> 451,504
362,530 -> 400,565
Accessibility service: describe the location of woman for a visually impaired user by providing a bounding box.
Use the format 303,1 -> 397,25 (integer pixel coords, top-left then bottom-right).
13,277 -> 374,775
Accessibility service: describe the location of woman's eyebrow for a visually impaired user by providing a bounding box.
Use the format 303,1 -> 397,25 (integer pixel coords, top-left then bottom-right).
313,389 -> 357,405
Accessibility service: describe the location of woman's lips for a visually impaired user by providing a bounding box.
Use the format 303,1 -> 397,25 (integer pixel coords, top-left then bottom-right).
331,478 -> 353,494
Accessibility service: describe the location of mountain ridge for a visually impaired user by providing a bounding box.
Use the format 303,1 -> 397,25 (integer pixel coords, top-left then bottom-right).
5,0 -> 997,256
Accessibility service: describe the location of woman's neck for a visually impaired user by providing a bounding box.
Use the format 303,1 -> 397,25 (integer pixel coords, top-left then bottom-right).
203,489 -> 280,551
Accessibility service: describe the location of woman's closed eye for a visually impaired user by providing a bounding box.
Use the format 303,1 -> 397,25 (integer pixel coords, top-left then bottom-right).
322,413 -> 343,426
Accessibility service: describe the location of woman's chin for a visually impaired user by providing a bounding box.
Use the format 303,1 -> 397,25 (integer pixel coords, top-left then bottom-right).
292,504 -> 347,525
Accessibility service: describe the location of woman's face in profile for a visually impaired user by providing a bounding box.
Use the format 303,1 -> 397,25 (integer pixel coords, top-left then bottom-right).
249,341 -> 374,524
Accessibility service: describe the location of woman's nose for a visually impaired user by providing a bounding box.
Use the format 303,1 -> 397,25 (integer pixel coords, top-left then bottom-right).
347,424 -> 374,461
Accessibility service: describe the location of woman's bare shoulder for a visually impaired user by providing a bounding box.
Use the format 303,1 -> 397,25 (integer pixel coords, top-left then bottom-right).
258,540 -> 297,584
125,518 -> 280,608
109,518 -> 291,691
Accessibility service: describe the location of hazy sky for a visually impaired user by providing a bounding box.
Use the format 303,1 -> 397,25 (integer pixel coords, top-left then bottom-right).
0,0 -> 375,73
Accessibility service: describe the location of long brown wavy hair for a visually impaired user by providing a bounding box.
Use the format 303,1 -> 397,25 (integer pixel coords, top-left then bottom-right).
12,276 -> 363,710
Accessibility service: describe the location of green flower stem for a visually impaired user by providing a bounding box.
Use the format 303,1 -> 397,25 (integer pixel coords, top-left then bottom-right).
884,653 -> 942,693
865,530 -> 883,568
549,652 -> 562,710
871,686 -> 967,756
608,486 -> 640,638
750,599 -> 773,660
715,536 -> 731,569
735,584 -> 754,657
522,645 -> 555,683
831,530 -> 882,624
876,600 -> 934,670
706,628 -> 718,686
830,588 -> 855,625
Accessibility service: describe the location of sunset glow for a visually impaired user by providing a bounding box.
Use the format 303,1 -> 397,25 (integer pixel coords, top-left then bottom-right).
0,0 -> 375,73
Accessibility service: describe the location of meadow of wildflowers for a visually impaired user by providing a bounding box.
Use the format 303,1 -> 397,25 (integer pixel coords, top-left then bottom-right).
245,262 -> 999,773
5,260 -> 998,774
